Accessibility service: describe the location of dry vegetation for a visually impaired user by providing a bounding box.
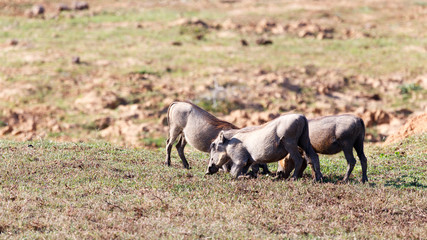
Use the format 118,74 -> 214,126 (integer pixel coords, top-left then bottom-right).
0,134 -> 426,239
0,0 -> 426,238
0,0 -> 426,147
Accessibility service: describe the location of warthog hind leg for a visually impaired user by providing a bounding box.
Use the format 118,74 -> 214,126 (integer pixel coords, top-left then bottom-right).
165,126 -> 181,166
342,145 -> 357,182
354,136 -> 368,183
285,143 -> 305,181
176,136 -> 190,169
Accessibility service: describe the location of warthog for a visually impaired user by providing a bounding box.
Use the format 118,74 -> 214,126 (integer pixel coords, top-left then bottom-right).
165,101 -> 270,173
206,114 -> 323,181
277,114 -> 368,183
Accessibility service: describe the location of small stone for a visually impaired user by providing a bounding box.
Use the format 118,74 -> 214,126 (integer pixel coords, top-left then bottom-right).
73,1 -> 89,11
241,39 -> 248,46
171,41 -> 182,46
32,5 -> 45,15
58,4 -> 71,12
72,56 -> 80,64
195,34 -> 204,40
95,117 -> 113,130
255,38 -> 272,45
8,39 -> 18,46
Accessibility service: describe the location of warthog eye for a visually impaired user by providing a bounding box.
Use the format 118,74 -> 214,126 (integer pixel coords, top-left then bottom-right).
210,142 -> 215,150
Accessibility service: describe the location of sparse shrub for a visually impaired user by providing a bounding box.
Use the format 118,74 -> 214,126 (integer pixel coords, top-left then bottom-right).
179,25 -> 209,38
195,98 -> 243,114
398,83 -> 422,95
142,137 -> 165,148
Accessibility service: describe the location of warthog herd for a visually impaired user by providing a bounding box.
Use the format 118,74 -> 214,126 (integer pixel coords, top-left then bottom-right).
165,101 -> 368,183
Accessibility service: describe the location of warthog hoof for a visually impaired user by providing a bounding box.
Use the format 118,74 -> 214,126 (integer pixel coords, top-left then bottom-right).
245,171 -> 258,179
362,176 -> 368,184
260,169 -> 272,175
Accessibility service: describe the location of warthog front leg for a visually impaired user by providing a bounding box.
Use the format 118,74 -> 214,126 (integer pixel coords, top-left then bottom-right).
230,158 -> 253,179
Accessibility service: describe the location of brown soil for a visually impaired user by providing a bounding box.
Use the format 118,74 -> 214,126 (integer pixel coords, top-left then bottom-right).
384,112 -> 427,144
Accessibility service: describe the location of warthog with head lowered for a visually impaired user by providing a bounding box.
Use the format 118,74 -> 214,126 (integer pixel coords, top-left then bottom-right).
206,114 -> 323,181
277,114 -> 368,183
165,101 -> 270,173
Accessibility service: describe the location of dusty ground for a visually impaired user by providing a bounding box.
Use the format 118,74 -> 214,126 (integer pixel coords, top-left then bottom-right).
0,0 -> 426,148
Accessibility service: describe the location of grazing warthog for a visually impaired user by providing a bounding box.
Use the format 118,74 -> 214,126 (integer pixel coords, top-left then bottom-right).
165,101 -> 270,173
206,114 -> 323,181
277,114 -> 368,183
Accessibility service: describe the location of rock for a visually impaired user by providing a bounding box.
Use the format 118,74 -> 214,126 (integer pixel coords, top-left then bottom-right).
189,17 -> 209,28
376,118 -> 404,136
72,56 -> 80,64
58,4 -> 71,11
117,104 -> 146,120
94,117 -> 113,130
32,4 -> 45,15
11,117 -> 36,135
171,41 -> 182,46
241,39 -> 248,46
100,120 -> 149,145
74,91 -> 126,112
169,18 -> 189,27
271,24 -> 285,34
361,109 -> 391,127
255,19 -> 276,34
195,34 -> 204,40
224,110 -> 250,127
0,126 -> 13,135
384,112 -> 427,144
221,19 -> 238,30
169,17 -> 209,28
8,39 -> 18,46
26,5 -> 45,18
0,83 -> 36,101
73,1 -> 89,10
256,38 -> 273,45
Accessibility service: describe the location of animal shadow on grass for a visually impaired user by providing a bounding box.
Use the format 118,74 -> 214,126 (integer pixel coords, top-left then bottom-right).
287,173 -> 366,185
385,175 -> 427,189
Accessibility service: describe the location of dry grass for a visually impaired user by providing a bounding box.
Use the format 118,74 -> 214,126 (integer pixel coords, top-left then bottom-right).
0,133 -> 426,238
0,0 -> 426,147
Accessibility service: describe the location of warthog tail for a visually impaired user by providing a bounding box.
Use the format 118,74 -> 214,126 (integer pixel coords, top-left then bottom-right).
166,102 -> 178,139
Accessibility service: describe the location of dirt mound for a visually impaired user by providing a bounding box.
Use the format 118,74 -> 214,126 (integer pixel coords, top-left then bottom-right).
169,17 -> 371,40
0,107 -> 69,141
74,91 -> 126,113
384,112 -> 427,144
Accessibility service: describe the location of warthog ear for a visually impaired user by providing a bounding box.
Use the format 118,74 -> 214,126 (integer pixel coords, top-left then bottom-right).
218,131 -> 227,143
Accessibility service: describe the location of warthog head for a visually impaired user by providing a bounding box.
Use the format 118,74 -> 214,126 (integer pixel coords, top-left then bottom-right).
206,131 -> 229,175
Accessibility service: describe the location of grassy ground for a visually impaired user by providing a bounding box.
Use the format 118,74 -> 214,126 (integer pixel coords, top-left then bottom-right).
0,133 -> 426,239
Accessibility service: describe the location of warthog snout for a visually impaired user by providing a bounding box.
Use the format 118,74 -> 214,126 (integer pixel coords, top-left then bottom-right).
206,163 -> 219,175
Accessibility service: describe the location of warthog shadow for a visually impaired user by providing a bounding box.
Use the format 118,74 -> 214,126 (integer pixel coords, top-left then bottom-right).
385,175 -> 427,189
